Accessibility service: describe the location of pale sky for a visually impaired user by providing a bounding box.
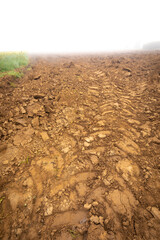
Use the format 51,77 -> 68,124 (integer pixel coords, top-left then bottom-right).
0,0 -> 160,53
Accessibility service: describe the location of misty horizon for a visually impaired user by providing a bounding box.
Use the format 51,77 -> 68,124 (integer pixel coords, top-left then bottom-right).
1,0 -> 160,53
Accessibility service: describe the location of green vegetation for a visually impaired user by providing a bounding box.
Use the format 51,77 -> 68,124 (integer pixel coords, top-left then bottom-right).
0,52 -> 28,72
26,67 -> 32,71
0,70 -> 23,78
19,156 -> 30,165
9,82 -> 17,88
67,229 -> 79,238
0,52 -> 28,80
0,197 -> 5,204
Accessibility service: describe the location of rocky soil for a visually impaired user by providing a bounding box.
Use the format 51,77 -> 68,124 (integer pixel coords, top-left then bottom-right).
0,52 -> 160,240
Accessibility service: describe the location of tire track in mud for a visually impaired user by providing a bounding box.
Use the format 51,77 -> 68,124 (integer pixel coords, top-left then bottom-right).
0,53 -> 160,239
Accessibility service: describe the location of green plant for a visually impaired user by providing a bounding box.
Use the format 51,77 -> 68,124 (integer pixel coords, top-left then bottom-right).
67,229 -> 79,238
26,156 -> 29,164
27,67 -> 32,71
0,52 -> 28,72
19,156 -> 30,165
0,70 -> 23,78
0,197 -> 5,204
9,82 -> 17,88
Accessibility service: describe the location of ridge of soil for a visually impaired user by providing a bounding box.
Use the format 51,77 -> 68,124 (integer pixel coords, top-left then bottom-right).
0,52 -> 160,240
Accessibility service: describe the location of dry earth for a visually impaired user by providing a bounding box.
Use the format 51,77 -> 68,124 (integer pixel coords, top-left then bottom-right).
0,52 -> 160,240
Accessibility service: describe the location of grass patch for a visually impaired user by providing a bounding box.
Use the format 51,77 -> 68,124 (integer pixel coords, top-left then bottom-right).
0,52 -> 28,72
0,52 -> 28,81
0,70 -> 23,78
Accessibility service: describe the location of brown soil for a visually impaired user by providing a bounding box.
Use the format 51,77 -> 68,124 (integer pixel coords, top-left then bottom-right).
0,52 -> 160,240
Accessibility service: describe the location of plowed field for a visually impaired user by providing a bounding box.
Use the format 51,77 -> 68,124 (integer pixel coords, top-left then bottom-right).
0,52 -> 160,240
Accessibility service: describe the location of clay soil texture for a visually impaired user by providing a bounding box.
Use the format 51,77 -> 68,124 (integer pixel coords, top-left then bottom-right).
0,52 -> 160,240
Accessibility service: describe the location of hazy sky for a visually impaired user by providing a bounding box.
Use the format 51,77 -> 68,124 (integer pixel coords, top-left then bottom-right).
0,0 -> 160,53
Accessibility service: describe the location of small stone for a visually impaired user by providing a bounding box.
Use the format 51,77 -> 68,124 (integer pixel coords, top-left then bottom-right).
107,176 -> 113,182
84,136 -> 94,143
51,229 -> 57,236
103,179 -> 110,186
147,222 -> 153,227
113,103 -> 119,108
23,177 -> 33,187
0,144 -> 7,152
123,67 -> 131,72
90,155 -> 99,165
90,215 -> 99,224
58,191 -> 63,196
8,130 -> 13,134
44,205 -> 53,216
15,107 -> 20,113
15,228 -> 22,235
62,147 -> 70,153
98,133 -> 106,138
99,216 -> 104,225
20,106 -> 26,114
34,75 -> 41,80
128,119 -> 140,125
123,220 -> 129,226
144,174 -> 149,179
102,169 -> 107,177
84,142 -> 90,147
34,94 -> 45,99
151,207 -> 160,220
97,120 -> 106,126
104,218 -> 110,226
125,72 -> 132,76
32,117 -> 39,127
3,160 -> 9,165
40,132 -> 49,141
9,118 -> 14,122
27,103 -> 45,117
77,225 -> 87,234
84,203 -> 92,210
15,119 -> 27,126
92,201 -> 98,207
150,137 -> 160,144
48,96 -> 54,100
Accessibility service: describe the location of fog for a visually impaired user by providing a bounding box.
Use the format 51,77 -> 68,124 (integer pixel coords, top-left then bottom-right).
0,0 -> 160,53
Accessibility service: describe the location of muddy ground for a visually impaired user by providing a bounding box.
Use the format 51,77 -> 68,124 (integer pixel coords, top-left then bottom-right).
0,52 -> 160,240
